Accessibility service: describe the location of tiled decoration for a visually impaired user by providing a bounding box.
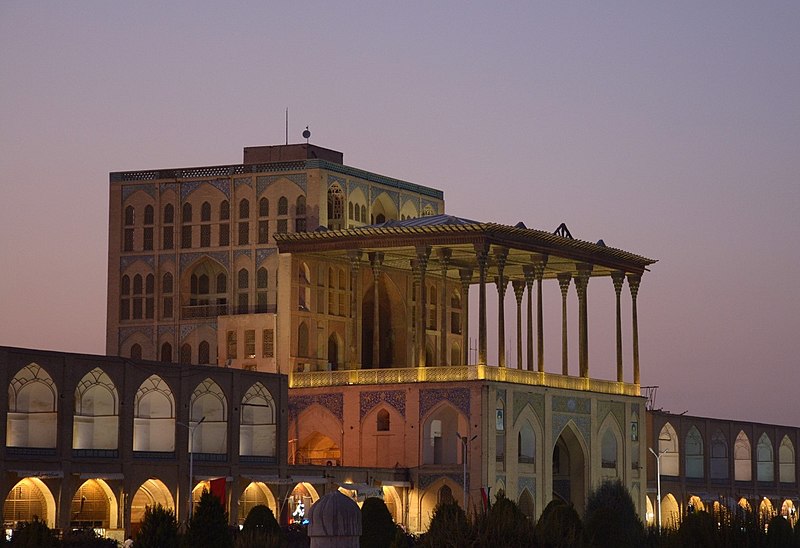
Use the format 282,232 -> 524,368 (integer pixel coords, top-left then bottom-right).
289,392 -> 344,421
419,387 -> 470,420
359,390 -> 406,420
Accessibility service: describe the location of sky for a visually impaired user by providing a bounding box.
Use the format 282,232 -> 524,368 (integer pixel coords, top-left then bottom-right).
1,2 -> 798,426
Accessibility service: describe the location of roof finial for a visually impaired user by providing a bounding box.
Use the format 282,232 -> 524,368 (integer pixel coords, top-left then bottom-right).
303,126 -> 311,144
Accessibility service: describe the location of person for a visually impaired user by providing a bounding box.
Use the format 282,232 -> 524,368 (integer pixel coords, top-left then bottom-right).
123,536 -> 134,547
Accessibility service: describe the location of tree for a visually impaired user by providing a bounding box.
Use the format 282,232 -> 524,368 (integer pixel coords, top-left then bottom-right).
583,479 -> 644,548
473,492 -> 535,546
136,504 -> 180,548
765,515 -> 793,548
60,529 -> 118,548
8,519 -> 58,548
237,504 -> 285,548
184,490 -> 233,548
534,499 -> 583,548
360,497 -> 397,548
422,502 -> 470,548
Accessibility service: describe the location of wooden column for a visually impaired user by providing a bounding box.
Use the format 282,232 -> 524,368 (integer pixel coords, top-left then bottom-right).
369,252 -> 384,369
459,269 -> 472,366
475,244 -> 489,366
611,271 -> 626,382
347,250 -> 362,369
438,248 -> 452,366
523,265 -> 535,371
415,246 -> 431,367
627,273 -> 642,385
512,280 -> 525,370
494,247 -> 508,368
533,254 -> 548,372
557,272 -> 572,376
574,263 -> 593,378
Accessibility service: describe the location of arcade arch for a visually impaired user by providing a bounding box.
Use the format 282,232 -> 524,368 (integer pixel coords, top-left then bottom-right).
685,426 -> 704,479
69,479 -> 117,530
422,403 -> 466,465
73,368 -> 119,450
734,431 -> 752,481
661,493 -> 680,529
133,375 -> 175,452
238,482 -> 278,524
658,422 -> 679,476
287,482 -> 319,524
7,363 -> 58,448
756,433 -> 774,482
190,379 -> 228,454
419,478 -> 461,530
552,422 -> 587,515
239,383 -> 276,457
3,478 -> 57,529
298,432 -> 341,466
130,479 -> 174,531
779,436 -> 795,483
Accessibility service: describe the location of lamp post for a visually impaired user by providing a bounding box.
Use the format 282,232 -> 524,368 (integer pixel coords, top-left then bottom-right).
178,416 -> 205,522
456,432 -> 477,511
649,447 -> 668,532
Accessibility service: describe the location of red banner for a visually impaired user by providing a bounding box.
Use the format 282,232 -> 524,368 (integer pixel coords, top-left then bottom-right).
209,477 -> 226,505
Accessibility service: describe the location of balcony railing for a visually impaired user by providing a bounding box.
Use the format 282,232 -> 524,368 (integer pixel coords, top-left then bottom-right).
290,365 -> 640,396
182,303 -> 277,318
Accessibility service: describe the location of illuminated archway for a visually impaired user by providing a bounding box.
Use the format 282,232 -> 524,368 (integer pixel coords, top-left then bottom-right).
781,499 -> 796,525
645,496 -> 655,526
419,478 -> 462,530
759,498 -> 774,522
130,479 -> 174,533
3,477 -> 57,528
553,422 -> 587,515
688,495 -> 705,513
662,493 -> 680,529
298,432 -> 341,466
238,482 -> 278,524
287,483 -> 319,524
70,479 -> 117,530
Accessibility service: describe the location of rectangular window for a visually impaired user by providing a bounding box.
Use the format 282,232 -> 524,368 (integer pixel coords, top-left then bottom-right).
120,299 -> 130,320
133,298 -> 143,319
257,291 -> 267,313
226,330 -> 237,359
451,312 -> 461,334
277,219 -> 287,234
181,225 -> 192,248
145,297 -> 154,319
245,330 -> 256,358
219,223 -> 229,246
162,226 -> 174,249
258,220 -> 269,244
262,329 -> 274,357
238,221 -> 249,245
163,296 -> 173,318
143,227 -> 153,251
200,225 -> 211,247
238,292 -> 249,314
123,229 -> 134,252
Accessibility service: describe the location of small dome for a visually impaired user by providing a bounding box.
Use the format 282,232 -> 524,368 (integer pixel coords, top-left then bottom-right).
307,490 -> 362,539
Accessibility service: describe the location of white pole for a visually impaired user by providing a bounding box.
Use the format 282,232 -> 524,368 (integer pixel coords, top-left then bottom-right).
649,447 -> 666,532
180,416 -> 205,523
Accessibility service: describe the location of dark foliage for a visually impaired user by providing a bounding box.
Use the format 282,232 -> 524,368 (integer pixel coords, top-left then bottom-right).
8,519 -> 58,548
60,529 -> 118,548
472,491 -> 535,546
765,515 -> 794,548
421,502 -> 470,548
136,504 -> 180,548
184,490 -> 233,548
360,497 -> 398,548
283,524 -> 310,548
237,504 -> 285,547
583,479 -> 645,548
534,499 -> 583,548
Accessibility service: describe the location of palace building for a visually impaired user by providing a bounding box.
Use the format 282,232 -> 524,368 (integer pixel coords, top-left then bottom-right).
2,142 -> 797,539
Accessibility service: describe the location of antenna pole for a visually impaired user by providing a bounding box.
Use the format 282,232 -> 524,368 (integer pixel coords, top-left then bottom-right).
285,108 -> 288,145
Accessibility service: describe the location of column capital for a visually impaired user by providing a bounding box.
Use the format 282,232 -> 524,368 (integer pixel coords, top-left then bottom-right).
531,253 -> 548,280
627,273 -> 642,298
512,279 -> 526,303
611,271 -> 626,294
494,276 -> 509,298
557,272 -> 572,296
522,265 -> 535,288
573,263 -> 592,299
459,268 -> 473,287
368,251 -> 384,273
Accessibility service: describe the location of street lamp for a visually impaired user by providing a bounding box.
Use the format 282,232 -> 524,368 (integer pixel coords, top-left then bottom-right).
649,447 -> 668,532
456,432 -> 477,511
178,416 -> 205,522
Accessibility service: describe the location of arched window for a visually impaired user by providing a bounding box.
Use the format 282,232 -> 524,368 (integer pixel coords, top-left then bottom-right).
216,272 -> 227,293
734,431 -> 752,481
181,203 -> 192,248
278,196 -> 288,216
601,429 -> 618,469
348,202 -> 354,220
377,409 -> 390,432
182,203 -> 192,223
163,203 -> 174,224
133,375 -> 175,452
7,363 -> 58,448
190,379 -> 228,454
428,285 -> 437,329
144,204 -> 154,225
180,343 -> 192,364
257,268 -> 268,288
710,429 -> 728,479
256,267 -> 268,313
361,205 -> 366,223
238,268 -> 249,289
120,275 -> 131,320
259,198 -> 269,217
145,274 -> 155,319
239,199 -> 250,219
124,205 -> 135,226
298,323 -> 309,357
198,341 -> 210,365
240,383 -> 276,457
201,202 -> 211,222
423,405 -> 460,465
220,200 -> 230,220
296,195 -> 306,216
757,433 -> 774,482
438,485 -> 453,505
779,436 -> 795,483
518,422 -> 535,464
327,185 -> 344,229
658,423 -> 679,476
162,273 -> 173,293
295,196 -> 307,232
130,344 -> 142,360
160,342 -> 172,363
73,368 -> 119,451
685,426 -> 704,478
375,213 -> 386,224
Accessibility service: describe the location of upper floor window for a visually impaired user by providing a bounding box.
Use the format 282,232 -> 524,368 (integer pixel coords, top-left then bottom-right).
163,203 -> 174,224
143,205 -> 154,225
182,203 -> 192,223
220,200 -> 230,221
124,205 -> 135,226
259,198 -> 269,217
201,202 -> 211,222
278,196 -> 288,216
239,199 -> 250,220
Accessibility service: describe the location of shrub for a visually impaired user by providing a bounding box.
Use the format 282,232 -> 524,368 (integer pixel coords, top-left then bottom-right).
61,529 -> 118,548
583,479 -> 644,548
238,504 -> 285,547
534,499 -> 583,548
8,518 -> 58,548
473,492 -> 535,546
184,490 -> 233,548
136,504 -> 180,548
422,502 -> 470,548
765,515 -> 793,548
360,497 -> 397,548
676,511 -> 718,548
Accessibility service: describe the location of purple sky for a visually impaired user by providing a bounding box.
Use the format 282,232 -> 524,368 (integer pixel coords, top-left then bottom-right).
1,2 -> 799,425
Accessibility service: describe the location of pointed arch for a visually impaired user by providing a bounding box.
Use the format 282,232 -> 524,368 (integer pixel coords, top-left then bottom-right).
710,429 -> 728,479
238,482 -> 278,525
134,374 -> 175,452
734,431 -> 752,481
3,477 -> 58,529
69,479 -> 117,530
73,368 -> 119,450
7,363 -> 57,448
779,436 -> 795,483
598,413 -> 623,475
190,378 -> 228,454
756,433 -> 774,482
130,478 -> 175,529
422,402 -> 468,465
685,426 -> 704,479
553,420 -> 588,515
662,493 -> 680,529
658,422 -> 679,476
240,383 -> 276,457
